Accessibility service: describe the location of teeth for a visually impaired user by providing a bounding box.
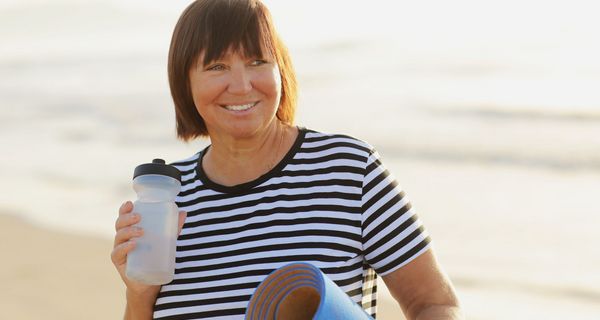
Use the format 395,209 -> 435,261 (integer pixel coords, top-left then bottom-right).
224,103 -> 255,111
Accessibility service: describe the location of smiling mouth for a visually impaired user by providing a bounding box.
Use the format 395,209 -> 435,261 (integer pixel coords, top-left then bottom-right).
221,102 -> 258,112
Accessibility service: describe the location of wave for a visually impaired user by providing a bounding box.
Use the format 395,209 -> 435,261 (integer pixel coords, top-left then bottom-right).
453,275 -> 600,304
376,145 -> 600,172
428,106 -> 600,123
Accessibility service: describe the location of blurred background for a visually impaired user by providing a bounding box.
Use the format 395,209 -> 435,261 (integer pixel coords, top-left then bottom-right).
1,0 -> 599,319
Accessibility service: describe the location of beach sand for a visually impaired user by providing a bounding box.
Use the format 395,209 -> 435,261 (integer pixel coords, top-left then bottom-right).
0,214 -> 125,320
4,157 -> 600,319
2,1 -> 600,319
0,214 -> 403,320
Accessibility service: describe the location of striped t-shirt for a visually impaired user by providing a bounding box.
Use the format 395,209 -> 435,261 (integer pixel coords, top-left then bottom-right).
154,127 -> 431,319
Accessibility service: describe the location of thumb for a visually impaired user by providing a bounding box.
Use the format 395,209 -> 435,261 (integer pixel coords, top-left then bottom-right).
177,210 -> 187,235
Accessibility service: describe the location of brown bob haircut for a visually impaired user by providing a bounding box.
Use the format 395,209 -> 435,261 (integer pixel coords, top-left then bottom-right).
168,0 -> 297,141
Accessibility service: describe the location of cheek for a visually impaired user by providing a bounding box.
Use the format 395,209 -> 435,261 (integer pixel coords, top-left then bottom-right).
190,80 -> 224,110
258,68 -> 282,100
273,67 -> 282,93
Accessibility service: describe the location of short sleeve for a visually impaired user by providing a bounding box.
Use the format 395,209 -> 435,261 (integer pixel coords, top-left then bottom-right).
361,148 -> 431,276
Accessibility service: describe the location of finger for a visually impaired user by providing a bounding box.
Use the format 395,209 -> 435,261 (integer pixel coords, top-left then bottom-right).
119,201 -> 133,216
114,226 -> 144,247
177,211 -> 187,235
115,212 -> 141,232
111,239 -> 136,267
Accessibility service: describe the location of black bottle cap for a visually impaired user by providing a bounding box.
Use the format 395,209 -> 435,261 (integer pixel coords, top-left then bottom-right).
133,158 -> 181,182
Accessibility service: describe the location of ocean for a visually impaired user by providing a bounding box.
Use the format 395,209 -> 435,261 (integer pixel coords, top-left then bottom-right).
1,0 -> 599,319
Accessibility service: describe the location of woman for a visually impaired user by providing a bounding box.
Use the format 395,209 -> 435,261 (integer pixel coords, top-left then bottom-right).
111,0 -> 463,319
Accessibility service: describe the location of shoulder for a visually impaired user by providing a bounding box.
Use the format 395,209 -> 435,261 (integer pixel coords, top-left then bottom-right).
169,152 -> 202,176
301,127 -> 375,155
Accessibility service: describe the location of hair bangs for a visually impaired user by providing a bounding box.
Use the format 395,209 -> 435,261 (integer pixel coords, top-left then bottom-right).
198,0 -> 275,66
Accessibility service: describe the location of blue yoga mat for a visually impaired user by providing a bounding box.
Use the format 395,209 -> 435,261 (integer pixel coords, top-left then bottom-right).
245,263 -> 374,320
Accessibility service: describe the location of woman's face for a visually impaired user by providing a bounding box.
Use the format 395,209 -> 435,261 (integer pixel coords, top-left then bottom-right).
189,47 -> 282,141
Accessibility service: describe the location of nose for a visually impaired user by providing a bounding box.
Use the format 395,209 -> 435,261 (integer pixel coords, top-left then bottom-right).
227,66 -> 252,95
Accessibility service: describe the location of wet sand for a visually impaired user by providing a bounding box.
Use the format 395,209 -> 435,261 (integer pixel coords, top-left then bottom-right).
0,214 -> 403,319
0,214 -> 126,320
4,156 -> 600,319
2,1 -> 600,319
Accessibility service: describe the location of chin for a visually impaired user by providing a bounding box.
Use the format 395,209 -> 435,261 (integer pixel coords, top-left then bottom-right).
223,123 -> 267,140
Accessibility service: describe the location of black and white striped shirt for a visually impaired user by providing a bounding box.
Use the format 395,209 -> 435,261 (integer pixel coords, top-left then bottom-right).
154,128 -> 431,319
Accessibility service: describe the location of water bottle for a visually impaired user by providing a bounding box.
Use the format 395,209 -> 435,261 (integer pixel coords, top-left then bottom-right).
126,158 -> 182,285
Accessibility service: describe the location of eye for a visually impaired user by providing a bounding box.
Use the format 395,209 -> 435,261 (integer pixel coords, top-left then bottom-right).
250,59 -> 268,66
205,63 -> 226,71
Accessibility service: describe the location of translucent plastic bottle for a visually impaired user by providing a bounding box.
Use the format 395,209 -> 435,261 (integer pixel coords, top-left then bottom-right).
126,158 -> 182,285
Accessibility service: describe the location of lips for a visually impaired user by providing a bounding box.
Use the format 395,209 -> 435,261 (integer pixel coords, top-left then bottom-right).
221,102 -> 258,112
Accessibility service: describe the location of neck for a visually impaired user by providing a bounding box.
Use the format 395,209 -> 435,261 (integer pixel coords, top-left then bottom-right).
203,121 -> 291,186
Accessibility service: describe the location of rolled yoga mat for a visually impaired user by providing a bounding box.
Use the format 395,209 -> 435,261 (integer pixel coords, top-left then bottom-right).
245,263 -> 374,320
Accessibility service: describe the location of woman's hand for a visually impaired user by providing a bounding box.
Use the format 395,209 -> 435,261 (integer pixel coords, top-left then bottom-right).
111,201 -> 187,319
